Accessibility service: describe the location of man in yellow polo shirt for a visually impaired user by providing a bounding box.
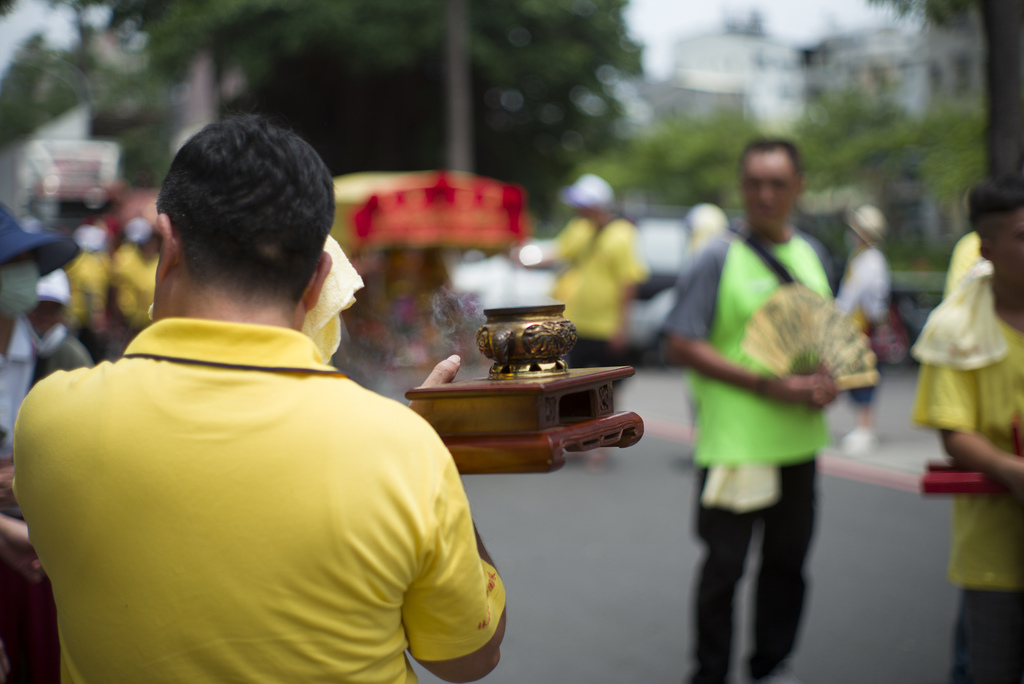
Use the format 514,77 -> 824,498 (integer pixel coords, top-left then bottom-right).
13,115 -> 506,684
553,174 -> 648,367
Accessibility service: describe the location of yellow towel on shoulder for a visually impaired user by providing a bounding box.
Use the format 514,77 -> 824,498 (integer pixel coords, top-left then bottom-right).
910,263 -> 1006,370
302,236 -> 364,364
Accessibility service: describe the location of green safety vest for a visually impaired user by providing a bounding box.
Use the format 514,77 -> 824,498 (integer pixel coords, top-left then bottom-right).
690,235 -> 832,467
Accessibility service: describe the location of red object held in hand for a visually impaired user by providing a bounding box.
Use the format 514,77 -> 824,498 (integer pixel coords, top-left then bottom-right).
920,462 -> 1009,495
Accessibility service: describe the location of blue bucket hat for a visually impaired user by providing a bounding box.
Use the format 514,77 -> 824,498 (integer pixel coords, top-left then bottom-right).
0,205 -> 79,276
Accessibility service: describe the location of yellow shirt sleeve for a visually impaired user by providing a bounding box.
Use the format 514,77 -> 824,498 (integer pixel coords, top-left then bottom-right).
556,217 -> 595,261
912,362 -> 978,434
402,457 -> 505,661
599,220 -> 649,286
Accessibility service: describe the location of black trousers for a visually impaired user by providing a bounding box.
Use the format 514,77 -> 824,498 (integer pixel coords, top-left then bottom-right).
567,336 -> 626,369
691,459 -> 817,684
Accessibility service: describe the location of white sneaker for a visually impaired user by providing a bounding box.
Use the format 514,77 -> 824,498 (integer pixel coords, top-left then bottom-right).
750,665 -> 805,684
840,427 -> 877,457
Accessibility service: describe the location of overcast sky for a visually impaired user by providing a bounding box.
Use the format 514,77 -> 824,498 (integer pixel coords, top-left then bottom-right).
0,0 -> 910,85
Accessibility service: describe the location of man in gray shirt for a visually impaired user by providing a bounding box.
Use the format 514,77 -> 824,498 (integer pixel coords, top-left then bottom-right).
663,140 -> 836,684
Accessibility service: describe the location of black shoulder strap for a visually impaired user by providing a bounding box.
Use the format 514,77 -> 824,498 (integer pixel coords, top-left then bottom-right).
744,234 -> 797,285
31,353 -> 54,386
31,357 -> 46,386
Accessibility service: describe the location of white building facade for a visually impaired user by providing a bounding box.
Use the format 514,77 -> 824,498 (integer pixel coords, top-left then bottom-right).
671,31 -> 806,124
640,13 -> 990,127
805,16 -> 987,115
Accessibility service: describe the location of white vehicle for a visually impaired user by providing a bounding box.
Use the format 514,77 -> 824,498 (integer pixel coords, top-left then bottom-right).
450,216 -> 691,365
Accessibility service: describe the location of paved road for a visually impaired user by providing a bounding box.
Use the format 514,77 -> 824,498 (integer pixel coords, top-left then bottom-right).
412,364 -> 958,684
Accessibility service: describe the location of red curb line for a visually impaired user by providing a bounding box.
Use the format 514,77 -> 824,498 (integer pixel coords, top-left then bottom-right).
643,417 -> 921,493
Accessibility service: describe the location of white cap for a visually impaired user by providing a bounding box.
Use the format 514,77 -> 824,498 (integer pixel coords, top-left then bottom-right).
37,268 -> 71,306
686,203 -> 729,255
846,204 -> 887,244
560,174 -> 614,210
124,216 -> 154,244
73,224 -> 107,252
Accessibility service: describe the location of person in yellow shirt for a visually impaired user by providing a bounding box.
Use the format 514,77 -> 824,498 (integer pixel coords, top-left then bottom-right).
110,215 -> 160,339
912,173 -> 1024,684
66,223 -> 111,361
14,115 -> 506,684
552,173 -> 649,367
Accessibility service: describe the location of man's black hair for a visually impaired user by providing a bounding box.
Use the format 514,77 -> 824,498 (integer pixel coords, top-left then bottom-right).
740,139 -> 803,176
968,173 -> 1024,235
156,114 -> 335,303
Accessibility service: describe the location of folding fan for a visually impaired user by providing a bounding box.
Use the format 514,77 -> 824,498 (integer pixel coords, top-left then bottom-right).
741,283 -> 879,390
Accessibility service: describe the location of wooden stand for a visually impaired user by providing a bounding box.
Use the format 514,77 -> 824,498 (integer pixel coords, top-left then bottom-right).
406,366 -> 644,474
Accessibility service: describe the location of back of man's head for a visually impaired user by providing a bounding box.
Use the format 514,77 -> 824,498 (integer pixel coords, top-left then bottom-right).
968,173 -> 1024,231
156,115 -> 335,303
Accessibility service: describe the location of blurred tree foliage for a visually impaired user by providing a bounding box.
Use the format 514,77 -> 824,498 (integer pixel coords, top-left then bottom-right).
798,91 -> 984,269
870,0 -> 1022,176
799,90 -> 986,209
106,0 -> 641,211
578,112 -> 760,207
583,89 -> 985,221
0,37 -> 80,148
796,91 -> 917,192
0,27 -> 174,187
914,103 -> 986,200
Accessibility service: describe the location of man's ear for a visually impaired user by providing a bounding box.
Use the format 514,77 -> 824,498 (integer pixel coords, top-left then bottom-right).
151,213 -> 183,320
154,213 -> 182,282
979,235 -> 996,263
296,251 -> 333,325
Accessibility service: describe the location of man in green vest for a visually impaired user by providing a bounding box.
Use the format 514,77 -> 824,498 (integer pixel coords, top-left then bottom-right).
664,140 -> 836,684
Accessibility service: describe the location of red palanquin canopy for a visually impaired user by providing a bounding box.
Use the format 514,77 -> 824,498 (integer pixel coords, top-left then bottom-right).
332,171 -> 530,253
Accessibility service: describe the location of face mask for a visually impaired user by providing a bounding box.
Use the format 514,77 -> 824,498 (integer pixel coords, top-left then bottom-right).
0,262 -> 40,317
32,323 -> 67,358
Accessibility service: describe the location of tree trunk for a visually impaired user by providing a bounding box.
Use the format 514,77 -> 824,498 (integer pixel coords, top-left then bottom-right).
444,0 -> 473,172
980,0 -> 1024,175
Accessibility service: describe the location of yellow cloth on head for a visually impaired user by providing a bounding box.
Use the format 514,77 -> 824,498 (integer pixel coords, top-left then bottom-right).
910,264 -> 1006,370
943,231 -> 983,297
302,236 -> 364,364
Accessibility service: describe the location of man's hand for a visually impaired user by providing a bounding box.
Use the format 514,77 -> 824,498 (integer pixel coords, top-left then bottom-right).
0,515 -> 44,583
418,355 -> 461,389
409,355 -> 462,417
994,454 -> 1024,505
761,372 -> 837,409
942,430 -> 1024,504
608,331 -> 629,355
666,336 -> 836,409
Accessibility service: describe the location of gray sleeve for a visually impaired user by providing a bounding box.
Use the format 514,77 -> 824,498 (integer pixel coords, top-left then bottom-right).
797,230 -> 838,294
662,237 -> 730,340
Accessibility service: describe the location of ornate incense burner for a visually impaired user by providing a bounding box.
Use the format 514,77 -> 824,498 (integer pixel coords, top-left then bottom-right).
407,303 -> 644,474
475,304 -> 577,376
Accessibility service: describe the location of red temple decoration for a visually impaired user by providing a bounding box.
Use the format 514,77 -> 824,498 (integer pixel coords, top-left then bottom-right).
333,171 -> 530,253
